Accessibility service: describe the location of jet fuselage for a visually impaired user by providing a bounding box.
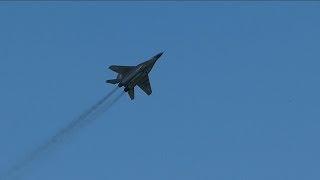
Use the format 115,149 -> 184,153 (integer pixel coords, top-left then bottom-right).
118,57 -> 159,92
106,52 -> 163,99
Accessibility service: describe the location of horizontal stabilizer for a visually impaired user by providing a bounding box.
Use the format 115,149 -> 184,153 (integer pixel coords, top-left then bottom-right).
106,79 -> 120,84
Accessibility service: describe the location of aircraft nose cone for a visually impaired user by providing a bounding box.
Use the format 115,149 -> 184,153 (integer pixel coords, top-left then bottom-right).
154,52 -> 164,60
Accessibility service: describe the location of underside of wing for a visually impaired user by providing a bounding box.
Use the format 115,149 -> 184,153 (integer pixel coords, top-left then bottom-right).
137,75 -> 152,95
128,89 -> 134,100
109,65 -> 135,75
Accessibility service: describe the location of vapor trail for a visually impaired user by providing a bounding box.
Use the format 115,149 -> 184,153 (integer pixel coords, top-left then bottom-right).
77,91 -> 125,130
1,87 -> 122,180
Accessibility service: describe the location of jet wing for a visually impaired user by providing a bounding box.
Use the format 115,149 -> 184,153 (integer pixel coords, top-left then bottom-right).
137,75 -> 152,95
109,65 -> 135,75
128,89 -> 134,100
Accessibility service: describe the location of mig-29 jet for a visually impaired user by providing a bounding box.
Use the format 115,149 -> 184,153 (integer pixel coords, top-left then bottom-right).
106,52 -> 163,100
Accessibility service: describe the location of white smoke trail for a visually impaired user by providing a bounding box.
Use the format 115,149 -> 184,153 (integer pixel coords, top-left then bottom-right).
1,87 -> 123,180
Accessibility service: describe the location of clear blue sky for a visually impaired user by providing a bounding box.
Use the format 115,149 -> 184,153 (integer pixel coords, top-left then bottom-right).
0,2 -> 320,180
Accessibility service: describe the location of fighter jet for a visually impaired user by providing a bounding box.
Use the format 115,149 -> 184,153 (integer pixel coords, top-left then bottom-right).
106,52 -> 163,100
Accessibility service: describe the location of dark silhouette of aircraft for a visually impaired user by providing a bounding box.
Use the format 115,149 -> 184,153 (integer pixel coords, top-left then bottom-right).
106,52 -> 163,100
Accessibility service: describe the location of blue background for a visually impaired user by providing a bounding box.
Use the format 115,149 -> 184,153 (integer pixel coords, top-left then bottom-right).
0,2 -> 320,180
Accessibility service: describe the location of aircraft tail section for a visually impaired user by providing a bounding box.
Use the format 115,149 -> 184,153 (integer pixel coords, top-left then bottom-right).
109,65 -> 134,74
